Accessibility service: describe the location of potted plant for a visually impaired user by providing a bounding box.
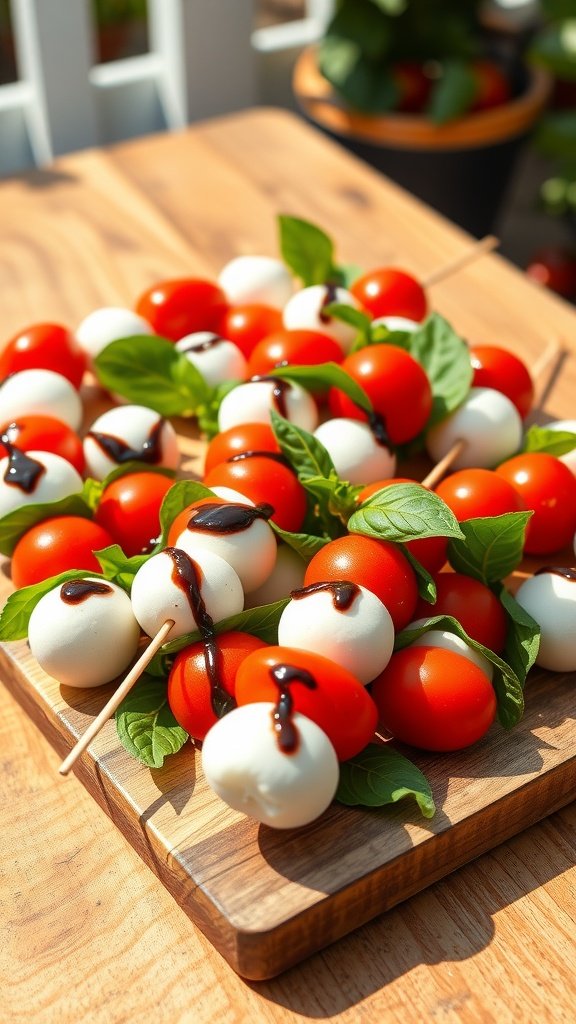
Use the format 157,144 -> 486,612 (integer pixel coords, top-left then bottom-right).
93,0 -> 148,63
293,0 -> 551,236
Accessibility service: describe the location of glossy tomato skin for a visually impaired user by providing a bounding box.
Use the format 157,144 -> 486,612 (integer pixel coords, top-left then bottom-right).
203,454 -> 307,533
203,422 -> 280,475
95,471 -> 174,556
304,534 -> 418,631
0,415 -> 85,474
350,268 -> 427,322
414,571 -> 508,653
217,304 -> 283,358
135,278 -> 229,341
328,345 -> 433,445
469,345 -> 534,418
470,60 -> 511,112
0,323 -> 87,388
11,516 -> 114,589
247,329 -> 343,378
371,646 -> 496,752
435,468 -> 526,521
235,645 -> 378,761
357,478 -> 448,574
495,452 -> 576,554
167,631 -> 267,741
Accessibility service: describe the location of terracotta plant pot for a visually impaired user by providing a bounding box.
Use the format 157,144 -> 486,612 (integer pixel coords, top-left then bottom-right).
293,47 -> 551,237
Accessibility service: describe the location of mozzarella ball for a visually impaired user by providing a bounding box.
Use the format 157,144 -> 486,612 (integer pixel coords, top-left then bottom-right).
0,369 -> 82,430
278,582 -> 394,684
83,404 -> 180,480
313,417 -> 396,485
244,544 -> 305,609
283,285 -> 361,353
0,450 -> 83,517
426,387 -> 523,470
76,307 -> 152,362
373,316 -> 419,333
210,485 -> 255,505
218,255 -> 293,309
202,702 -> 339,829
217,378 -> 318,433
28,578 -> 141,688
175,332 -> 248,387
515,571 -> 576,672
545,418 -> 576,477
175,501 -> 277,593
130,547 -> 244,640
408,625 -> 493,680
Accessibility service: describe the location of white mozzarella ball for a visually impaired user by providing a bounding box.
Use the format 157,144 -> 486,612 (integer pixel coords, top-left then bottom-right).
313,417 -> 396,485
283,285 -> 361,353
218,255 -> 293,309
76,307 -> 152,362
130,547 -> 244,640
0,450 -> 83,517
0,369 -> 83,430
545,418 -> 576,477
515,571 -> 576,672
175,332 -> 248,387
426,387 -> 522,470
210,485 -> 255,506
202,702 -> 339,829
217,378 -> 318,433
408,625 -> 493,680
373,316 -> 419,333
28,578 -> 141,688
244,544 -> 305,609
278,582 -> 394,684
83,404 -> 180,480
175,502 -> 277,593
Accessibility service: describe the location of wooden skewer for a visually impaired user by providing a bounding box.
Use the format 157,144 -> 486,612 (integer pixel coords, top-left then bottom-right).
531,338 -> 567,416
422,235 -> 499,288
58,618 -> 175,777
422,440 -> 466,489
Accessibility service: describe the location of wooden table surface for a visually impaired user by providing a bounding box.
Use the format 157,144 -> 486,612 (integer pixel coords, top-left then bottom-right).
1,108 -> 576,1023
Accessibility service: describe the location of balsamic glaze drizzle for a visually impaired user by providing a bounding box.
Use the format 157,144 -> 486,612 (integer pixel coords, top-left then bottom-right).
536,566 -> 576,582
86,418 -> 164,465
1,430 -> 45,493
291,580 -> 360,611
249,375 -> 292,418
319,282 -> 340,323
61,580 -> 113,604
184,501 -> 273,535
228,449 -> 290,468
269,663 -> 317,755
177,333 -> 224,353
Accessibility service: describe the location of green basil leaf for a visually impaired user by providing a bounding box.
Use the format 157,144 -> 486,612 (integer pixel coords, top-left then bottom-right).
401,546 -> 437,604
448,512 -> 533,585
270,409 -> 336,480
338,263 -> 363,288
336,743 -> 436,819
161,598 -> 290,655
352,323 -> 415,354
427,59 -> 477,124
348,482 -> 464,542
94,335 -> 210,416
523,424 -> 576,456
115,674 -> 188,768
95,544 -> 149,592
297,474 -> 349,539
408,313 -> 473,426
272,362 -> 373,414
156,479 -> 217,549
0,569 -> 106,641
0,492 -> 92,557
270,524 -> 330,560
323,302 -> 372,340
498,586 -> 541,686
196,380 -> 239,439
278,214 -> 337,287
81,477 -> 105,512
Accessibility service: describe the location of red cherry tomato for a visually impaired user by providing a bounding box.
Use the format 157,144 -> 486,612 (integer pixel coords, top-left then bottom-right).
135,278 -> 229,341
204,422 -> 280,475
371,646 -> 496,752
414,571 -> 508,653
0,415 -> 85,474
11,516 -> 114,589
350,268 -> 427,322
304,534 -> 418,631
247,329 -> 343,378
204,454 -> 307,533
95,471 -> 174,556
469,345 -> 534,418
328,344 -> 433,445
435,468 -> 526,521
217,304 -> 283,358
526,246 -> 576,300
235,645 -> 378,761
0,323 -> 86,388
167,631 -> 267,741
357,478 -> 448,574
495,452 -> 576,555
391,61 -> 432,113
470,60 -> 511,112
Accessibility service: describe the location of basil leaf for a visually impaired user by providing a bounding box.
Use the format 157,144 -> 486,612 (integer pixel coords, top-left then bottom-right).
523,424 -> 576,456
498,586 -> 541,686
278,214 -> 337,286
427,60 -> 477,124
95,544 -> 149,593
323,302 -> 372,341
338,263 -> 363,288
196,380 -> 239,439
297,475 -> 350,539
336,743 -> 436,819
81,477 -> 105,512
270,523 -> 329,560
408,313 -> 473,426
161,598 -> 289,655
349,483 -> 464,542
0,569 -> 106,641
0,492 -> 92,557
448,512 -> 533,585
115,674 -> 188,768
351,323 -> 415,354
156,479 -> 217,549
270,409 -> 336,480
94,335 -> 210,417
272,362 -> 373,415
401,546 -> 437,604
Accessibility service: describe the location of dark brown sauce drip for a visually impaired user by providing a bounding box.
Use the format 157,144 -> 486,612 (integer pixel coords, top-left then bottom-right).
249,375 -> 292,419
177,333 -> 224,353
227,449 -> 290,468
367,410 -> 394,453
164,547 -> 234,718
60,579 -> 113,604
185,501 -> 274,535
291,580 -> 361,612
1,433 -> 45,493
86,418 -> 164,465
269,663 -> 317,755
319,282 -> 340,323
536,566 -> 576,582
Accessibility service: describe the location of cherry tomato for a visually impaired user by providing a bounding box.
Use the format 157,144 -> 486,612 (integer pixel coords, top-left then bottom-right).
526,246 -> 576,300
350,268 -> 427,322
217,304 -> 283,358
11,516 -> 114,589
371,646 -> 496,752
167,631 -> 267,741
0,415 -> 85,474
0,323 -> 86,388
204,454 -> 307,533
95,471 -> 174,556
469,345 -> 534,418
328,344 -> 433,445
357,478 -> 448,574
391,61 -> 431,113
304,534 -> 418,631
414,571 -> 507,653
247,329 -> 343,378
203,422 -> 280,475
435,468 -> 526,521
470,60 -> 511,112
135,278 -> 229,341
495,452 -> 576,555
235,645 -> 378,761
